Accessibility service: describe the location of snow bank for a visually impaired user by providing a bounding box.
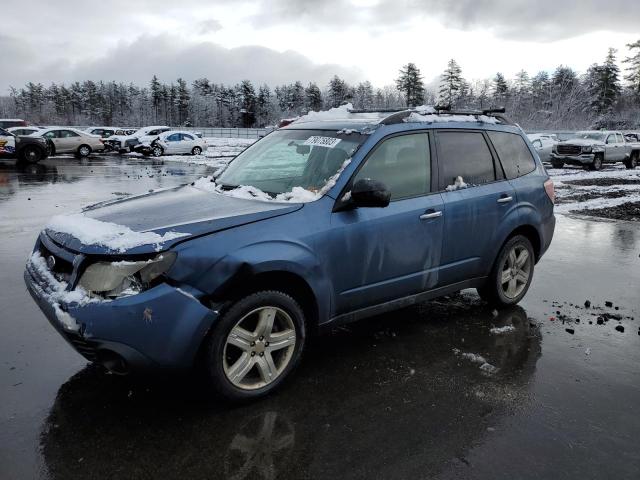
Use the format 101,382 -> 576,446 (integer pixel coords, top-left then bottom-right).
47,214 -> 189,253
490,325 -> 516,335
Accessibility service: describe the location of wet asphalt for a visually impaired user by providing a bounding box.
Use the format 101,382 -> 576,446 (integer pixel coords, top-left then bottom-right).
1,156 -> 639,480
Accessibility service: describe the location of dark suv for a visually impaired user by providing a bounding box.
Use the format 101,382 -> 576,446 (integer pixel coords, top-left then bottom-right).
24,107 -> 555,400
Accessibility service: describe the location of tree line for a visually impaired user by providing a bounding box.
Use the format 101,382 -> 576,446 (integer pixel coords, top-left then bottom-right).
2,40 -> 639,130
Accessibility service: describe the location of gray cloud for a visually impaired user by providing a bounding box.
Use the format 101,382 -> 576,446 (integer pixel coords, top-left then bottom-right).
0,33 -> 361,92
250,0 -> 638,41
198,18 -> 223,35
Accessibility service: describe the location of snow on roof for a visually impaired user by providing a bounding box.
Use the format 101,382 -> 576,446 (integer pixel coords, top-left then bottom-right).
46,213 -> 189,253
404,112 -> 500,125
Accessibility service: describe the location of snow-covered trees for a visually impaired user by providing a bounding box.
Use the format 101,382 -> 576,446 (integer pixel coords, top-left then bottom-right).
623,40 -> 640,98
327,75 -> 351,108
438,59 -> 464,107
396,63 -> 424,107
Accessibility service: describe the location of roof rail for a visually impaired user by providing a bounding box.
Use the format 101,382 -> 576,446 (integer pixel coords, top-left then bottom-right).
343,106 -> 514,126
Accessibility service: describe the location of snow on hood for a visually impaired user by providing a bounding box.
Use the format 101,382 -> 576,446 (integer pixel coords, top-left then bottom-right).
46,214 -> 189,253
561,138 -> 605,146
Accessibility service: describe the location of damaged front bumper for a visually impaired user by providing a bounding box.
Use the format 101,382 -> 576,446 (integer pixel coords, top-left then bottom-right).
24,240 -> 219,373
551,153 -> 595,165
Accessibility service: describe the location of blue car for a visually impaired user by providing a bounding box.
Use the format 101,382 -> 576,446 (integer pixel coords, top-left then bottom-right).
24,107 -> 555,400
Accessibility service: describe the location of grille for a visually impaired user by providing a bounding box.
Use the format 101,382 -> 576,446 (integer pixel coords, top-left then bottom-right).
64,332 -> 97,361
557,144 -> 582,155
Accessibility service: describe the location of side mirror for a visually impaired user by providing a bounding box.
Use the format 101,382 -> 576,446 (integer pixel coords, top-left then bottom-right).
351,178 -> 391,208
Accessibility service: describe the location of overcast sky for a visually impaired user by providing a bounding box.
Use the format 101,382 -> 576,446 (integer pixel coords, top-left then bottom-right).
1,0 -> 638,93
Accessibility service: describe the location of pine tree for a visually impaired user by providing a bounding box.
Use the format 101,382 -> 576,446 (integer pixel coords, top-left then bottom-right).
586,48 -> 621,114
623,40 -> 640,98
493,73 -> 509,104
238,80 -> 256,127
327,75 -> 350,108
354,81 -> 374,109
256,84 -> 273,127
438,59 -> 463,107
176,78 -> 190,125
150,75 -> 162,123
304,83 -> 323,111
396,63 -> 424,107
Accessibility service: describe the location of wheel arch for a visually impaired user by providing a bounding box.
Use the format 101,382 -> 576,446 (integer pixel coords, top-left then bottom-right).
503,224 -> 542,262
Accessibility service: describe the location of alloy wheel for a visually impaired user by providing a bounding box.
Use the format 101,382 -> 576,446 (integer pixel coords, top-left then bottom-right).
223,306 -> 297,390
500,245 -> 532,299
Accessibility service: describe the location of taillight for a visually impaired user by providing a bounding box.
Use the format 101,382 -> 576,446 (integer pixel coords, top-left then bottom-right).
544,178 -> 555,203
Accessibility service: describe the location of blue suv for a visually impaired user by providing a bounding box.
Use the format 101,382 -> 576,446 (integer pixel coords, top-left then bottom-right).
24,107 -> 555,400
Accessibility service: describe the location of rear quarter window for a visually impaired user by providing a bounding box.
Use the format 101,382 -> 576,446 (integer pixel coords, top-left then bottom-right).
488,132 -> 537,179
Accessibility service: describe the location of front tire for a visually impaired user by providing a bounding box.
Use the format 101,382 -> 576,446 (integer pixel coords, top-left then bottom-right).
151,145 -> 163,157
19,146 -> 43,164
191,146 -> 202,155
205,291 -> 306,402
477,235 -> 535,307
551,160 -> 564,169
590,154 -> 603,171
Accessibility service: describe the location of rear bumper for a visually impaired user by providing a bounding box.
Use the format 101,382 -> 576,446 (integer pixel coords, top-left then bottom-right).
539,213 -> 556,259
24,260 -> 219,373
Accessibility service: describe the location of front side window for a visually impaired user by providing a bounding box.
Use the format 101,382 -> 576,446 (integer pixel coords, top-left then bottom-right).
166,133 -> 181,142
218,129 -> 366,196
353,133 -> 430,200
488,131 -> 537,179
437,131 -> 496,189
43,131 -> 57,139
532,139 -> 542,148
606,134 -> 617,144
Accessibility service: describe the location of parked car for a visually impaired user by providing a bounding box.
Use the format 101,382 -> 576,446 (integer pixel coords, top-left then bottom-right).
103,126 -> 171,153
24,108 -> 555,401
8,126 -> 44,136
0,127 -> 50,163
133,131 -> 207,157
85,127 -> 127,138
551,131 -> 640,170
0,118 -> 29,129
35,128 -> 104,157
527,133 -> 558,163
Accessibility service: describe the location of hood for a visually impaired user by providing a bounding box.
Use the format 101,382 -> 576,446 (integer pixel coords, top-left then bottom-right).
46,185 -> 302,255
562,138 -> 605,147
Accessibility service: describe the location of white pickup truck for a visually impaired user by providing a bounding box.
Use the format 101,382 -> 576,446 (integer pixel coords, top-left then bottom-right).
551,131 -> 640,170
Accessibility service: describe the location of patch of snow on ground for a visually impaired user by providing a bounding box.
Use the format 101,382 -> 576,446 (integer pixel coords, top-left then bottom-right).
47,214 -> 189,253
490,325 -> 516,335
453,348 -> 499,375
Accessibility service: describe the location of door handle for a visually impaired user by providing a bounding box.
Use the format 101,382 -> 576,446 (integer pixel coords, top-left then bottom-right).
497,195 -> 513,203
420,210 -> 443,220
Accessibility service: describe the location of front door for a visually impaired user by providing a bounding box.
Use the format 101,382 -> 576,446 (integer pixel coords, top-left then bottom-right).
435,130 -> 517,285
329,132 -> 444,313
0,129 -> 16,158
163,133 -> 182,154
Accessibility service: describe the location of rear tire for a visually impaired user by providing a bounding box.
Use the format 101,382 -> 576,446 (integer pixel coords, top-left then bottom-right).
191,146 -> 202,156
77,144 -> 91,158
205,291 -> 306,402
624,153 -> 638,169
477,235 -> 535,307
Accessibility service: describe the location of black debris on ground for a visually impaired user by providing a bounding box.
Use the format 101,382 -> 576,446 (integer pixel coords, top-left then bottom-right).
605,301 -> 613,308
615,325 -> 625,333
563,177 -> 640,187
565,328 -> 575,334
571,201 -> 640,222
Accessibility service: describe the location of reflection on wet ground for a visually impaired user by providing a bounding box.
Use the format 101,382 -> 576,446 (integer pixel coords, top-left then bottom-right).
41,301 -> 540,480
1,157 -> 639,479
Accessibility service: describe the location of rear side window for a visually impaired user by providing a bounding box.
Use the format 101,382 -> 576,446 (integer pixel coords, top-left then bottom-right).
355,133 -> 430,200
182,134 -> 194,141
436,131 -> 496,188
488,132 -> 537,179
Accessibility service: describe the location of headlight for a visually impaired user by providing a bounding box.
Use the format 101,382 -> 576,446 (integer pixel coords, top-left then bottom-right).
582,146 -> 592,153
79,252 -> 176,297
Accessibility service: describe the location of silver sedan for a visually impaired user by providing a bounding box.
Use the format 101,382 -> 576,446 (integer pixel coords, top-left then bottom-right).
36,128 -> 104,157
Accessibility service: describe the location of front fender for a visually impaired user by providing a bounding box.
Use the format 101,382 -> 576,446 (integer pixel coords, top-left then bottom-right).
171,239 -> 332,323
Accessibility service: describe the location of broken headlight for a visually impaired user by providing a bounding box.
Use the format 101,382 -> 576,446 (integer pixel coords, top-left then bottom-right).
582,146 -> 593,153
78,252 -> 176,298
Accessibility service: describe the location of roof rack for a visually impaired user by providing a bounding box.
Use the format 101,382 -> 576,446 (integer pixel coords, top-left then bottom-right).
345,106 -> 515,126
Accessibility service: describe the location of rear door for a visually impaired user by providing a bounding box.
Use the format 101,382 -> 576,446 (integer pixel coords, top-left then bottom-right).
181,133 -> 196,153
330,132 -> 444,312
435,130 -> 517,286
58,130 -> 81,152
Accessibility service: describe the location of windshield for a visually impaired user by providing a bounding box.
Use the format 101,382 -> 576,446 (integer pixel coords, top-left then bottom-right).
217,129 -> 366,196
575,132 -> 606,141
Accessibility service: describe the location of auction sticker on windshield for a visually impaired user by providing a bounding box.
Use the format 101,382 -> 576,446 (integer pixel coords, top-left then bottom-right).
304,136 -> 342,148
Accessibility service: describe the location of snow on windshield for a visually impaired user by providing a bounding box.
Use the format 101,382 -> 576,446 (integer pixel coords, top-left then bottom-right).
46,214 -> 189,252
